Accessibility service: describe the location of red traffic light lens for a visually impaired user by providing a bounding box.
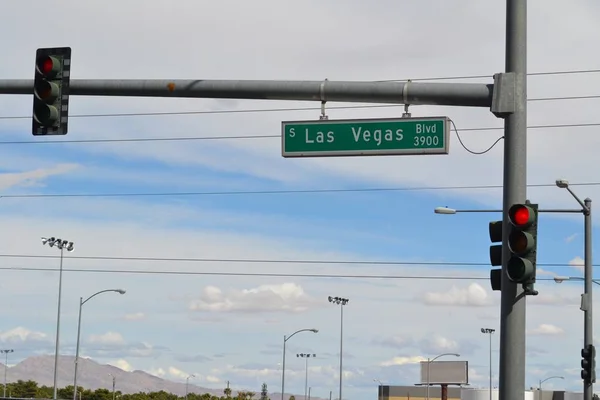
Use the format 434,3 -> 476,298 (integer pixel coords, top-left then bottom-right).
512,206 -> 530,226
38,57 -> 54,75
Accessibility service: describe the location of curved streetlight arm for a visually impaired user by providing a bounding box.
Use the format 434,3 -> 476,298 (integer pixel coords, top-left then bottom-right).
82,289 -> 126,306
540,375 -> 564,386
430,352 -> 460,362
285,328 -> 318,342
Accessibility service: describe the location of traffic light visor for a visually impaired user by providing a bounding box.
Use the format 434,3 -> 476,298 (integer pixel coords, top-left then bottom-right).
508,204 -> 535,227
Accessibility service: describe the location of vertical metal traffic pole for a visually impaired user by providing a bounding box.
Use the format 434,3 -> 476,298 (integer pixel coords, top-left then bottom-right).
499,1 -> 528,400
584,198 -> 593,400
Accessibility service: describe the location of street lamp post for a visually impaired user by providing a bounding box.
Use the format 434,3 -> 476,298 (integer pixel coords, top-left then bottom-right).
538,376 -> 564,400
480,328 -> 495,400
555,179 -> 594,400
186,374 -> 195,400
108,374 -> 116,400
73,289 -> 126,400
42,236 -> 74,400
1,349 -> 14,398
281,329 -> 319,400
426,353 -> 460,400
297,353 -> 316,400
328,296 -> 348,400
373,379 -> 383,400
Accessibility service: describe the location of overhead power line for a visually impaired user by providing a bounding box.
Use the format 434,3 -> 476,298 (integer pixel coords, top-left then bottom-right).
377,68 -> 600,82
0,121 -> 598,146
0,181 -> 597,200
0,94 -> 598,123
0,253 -> 588,269
0,265 -> 568,281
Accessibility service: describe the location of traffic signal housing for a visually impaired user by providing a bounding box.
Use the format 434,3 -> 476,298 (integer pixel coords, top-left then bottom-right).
582,344 -> 596,384
32,47 -> 72,135
506,203 -> 539,295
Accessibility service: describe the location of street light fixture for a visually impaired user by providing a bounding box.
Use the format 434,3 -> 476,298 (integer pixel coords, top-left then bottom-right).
373,379 -> 383,400
328,296 -> 349,400
425,353 -> 460,400
1,349 -> 14,398
42,236 -> 74,400
554,276 -> 600,286
73,289 -> 126,400
108,373 -> 116,400
297,353 -> 316,400
539,376 -> 564,400
480,328 -> 495,400
281,329 -> 318,400
555,179 -> 594,400
186,374 -> 195,400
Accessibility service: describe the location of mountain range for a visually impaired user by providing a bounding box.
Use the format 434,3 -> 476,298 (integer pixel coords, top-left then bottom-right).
0,356 -> 314,400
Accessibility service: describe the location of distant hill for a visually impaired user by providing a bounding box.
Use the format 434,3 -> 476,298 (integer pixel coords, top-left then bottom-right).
0,355 -> 313,400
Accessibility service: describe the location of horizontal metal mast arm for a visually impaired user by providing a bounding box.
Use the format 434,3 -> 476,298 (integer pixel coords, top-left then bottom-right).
0,79 -> 493,107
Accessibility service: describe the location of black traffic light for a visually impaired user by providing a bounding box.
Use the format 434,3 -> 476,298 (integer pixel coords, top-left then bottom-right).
32,47 -> 72,136
582,344 -> 596,384
488,220 -> 502,291
506,203 -> 539,295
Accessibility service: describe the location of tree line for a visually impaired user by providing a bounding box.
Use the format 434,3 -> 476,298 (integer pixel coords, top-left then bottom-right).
0,380 -> 295,400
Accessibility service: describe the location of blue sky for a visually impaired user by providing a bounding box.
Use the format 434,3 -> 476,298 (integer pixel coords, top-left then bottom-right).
1,1 -> 600,400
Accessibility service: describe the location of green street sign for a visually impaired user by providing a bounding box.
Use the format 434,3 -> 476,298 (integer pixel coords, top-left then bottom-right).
281,116 -> 450,158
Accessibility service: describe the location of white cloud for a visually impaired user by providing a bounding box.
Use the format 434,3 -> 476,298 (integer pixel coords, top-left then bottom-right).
0,327 -> 48,343
527,324 -> 565,336
109,359 -> 134,372
0,164 -> 79,190
380,356 -> 426,367
421,283 -> 493,307
123,312 -> 146,321
420,334 -> 461,354
569,256 -> 585,273
168,366 -> 189,380
565,234 -> 578,243
188,283 -> 318,314
88,332 -> 126,345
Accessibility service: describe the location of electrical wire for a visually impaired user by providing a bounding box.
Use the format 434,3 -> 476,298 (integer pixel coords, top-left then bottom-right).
0,94 -> 598,123
0,121 -> 598,146
0,181 -> 597,199
0,265 -> 569,281
376,68 -> 600,82
0,253 -> 588,268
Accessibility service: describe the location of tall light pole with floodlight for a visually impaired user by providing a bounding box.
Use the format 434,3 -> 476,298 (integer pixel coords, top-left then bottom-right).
481,328 -> 495,400
42,236 -> 74,400
328,296 -> 348,400
1,349 -> 14,398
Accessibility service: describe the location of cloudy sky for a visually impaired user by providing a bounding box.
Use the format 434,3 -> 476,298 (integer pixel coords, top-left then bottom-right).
1,0 -> 600,399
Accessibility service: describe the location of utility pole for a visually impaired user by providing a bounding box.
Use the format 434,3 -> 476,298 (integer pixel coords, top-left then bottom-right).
498,3 -> 528,400
0,4 -> 530,400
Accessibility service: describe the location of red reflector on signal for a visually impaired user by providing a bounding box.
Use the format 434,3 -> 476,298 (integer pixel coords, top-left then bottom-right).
513,207 -> 530,226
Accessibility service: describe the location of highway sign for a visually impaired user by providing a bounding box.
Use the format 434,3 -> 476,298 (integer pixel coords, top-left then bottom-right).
281,116 -> 450,158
